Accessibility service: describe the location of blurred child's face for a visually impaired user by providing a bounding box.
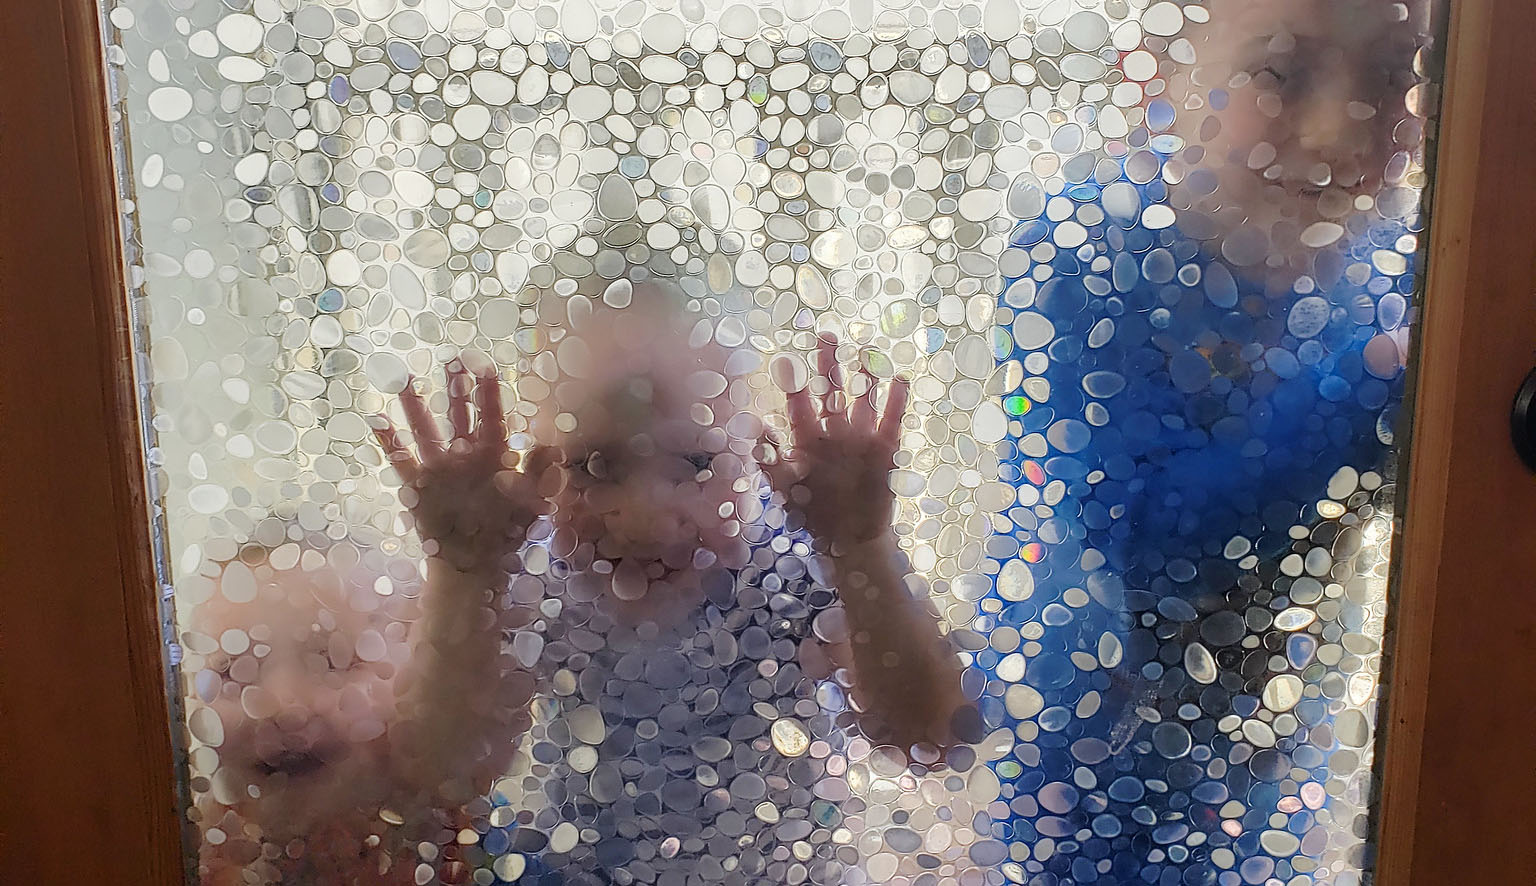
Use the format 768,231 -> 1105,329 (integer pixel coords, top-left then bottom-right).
1169,0 -> 1417,224
541,285 -> 760,614
190,567 -> 398,830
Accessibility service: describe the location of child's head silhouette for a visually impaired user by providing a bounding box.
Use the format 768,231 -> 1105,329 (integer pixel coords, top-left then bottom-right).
527,276 -> 766,625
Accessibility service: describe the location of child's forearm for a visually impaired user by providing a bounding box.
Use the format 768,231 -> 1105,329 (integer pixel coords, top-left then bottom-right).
392,559 -> 533,806
828,531 -> 972,748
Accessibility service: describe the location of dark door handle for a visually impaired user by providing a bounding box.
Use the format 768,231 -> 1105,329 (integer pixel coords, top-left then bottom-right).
1513,367 -> 1536,471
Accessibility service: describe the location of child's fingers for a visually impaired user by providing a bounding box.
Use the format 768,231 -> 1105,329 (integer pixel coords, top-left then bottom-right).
473,369 -> 506,450
849,366 -> 879,432
446,360 -> 473,443
785,388 -> 821,441
369,416 -> 420,485
816,333 -> 843,387
398,377 -> 444,461
755,431 -> 776,462
877,376 -> 910,446
521,445 -> 565,497
816,333 -> 849,433
755,432 -> 795,492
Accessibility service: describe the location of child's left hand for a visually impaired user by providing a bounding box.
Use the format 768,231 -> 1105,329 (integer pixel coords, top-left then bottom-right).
759,333 -> 909,549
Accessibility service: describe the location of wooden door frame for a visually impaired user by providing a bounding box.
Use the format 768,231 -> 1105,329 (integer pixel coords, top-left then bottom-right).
3,1 -> 1533,882
0,0 -> 185,883
1371,0 -> 1536,880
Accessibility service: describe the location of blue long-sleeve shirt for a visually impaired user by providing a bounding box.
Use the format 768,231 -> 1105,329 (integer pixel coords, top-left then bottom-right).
982,140 -> 1419,886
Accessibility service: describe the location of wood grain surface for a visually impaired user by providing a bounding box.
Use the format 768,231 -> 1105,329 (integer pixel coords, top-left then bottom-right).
0,1 -> 185,882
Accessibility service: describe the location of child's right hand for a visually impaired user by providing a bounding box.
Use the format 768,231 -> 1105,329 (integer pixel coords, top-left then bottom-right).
372,359 -> 562,575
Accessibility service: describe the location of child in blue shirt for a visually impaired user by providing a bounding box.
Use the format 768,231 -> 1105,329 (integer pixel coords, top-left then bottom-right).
983,1 -> 1427,884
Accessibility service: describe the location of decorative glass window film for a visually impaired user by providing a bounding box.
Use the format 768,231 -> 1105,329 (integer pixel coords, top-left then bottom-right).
100,1 -> 1447,884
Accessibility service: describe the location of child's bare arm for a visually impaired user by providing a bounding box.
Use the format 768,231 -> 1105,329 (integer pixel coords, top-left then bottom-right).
761,335 -> 974,751
388,563 -> 537,807
372,360 -> 561,806
815,532 -> 977,752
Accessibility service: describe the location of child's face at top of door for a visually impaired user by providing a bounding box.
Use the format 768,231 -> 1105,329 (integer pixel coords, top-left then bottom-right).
1164,0 -> 1422,229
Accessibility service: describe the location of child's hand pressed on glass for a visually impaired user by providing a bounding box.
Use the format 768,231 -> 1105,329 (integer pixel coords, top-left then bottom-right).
372,359 -> 562,576
758,332 -> 911,549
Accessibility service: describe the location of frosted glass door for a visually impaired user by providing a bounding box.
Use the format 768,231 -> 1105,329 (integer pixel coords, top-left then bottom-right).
100,1 -> 1444,884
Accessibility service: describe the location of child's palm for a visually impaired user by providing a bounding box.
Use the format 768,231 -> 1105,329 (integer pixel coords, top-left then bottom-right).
762,335 -> 909,546
373,361 -> 561,573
